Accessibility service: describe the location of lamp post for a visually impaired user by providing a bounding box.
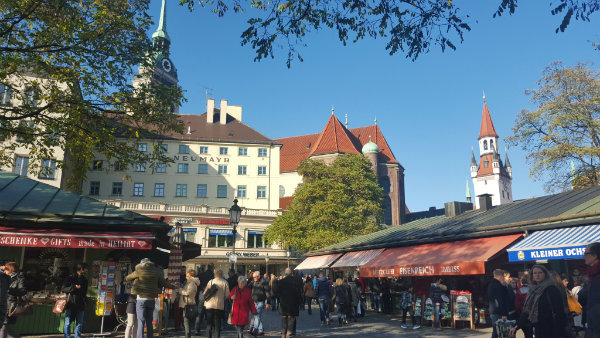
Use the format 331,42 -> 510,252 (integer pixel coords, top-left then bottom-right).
286,250 -> 290,268
265,254 -> 270,275
229,199 -> 242,271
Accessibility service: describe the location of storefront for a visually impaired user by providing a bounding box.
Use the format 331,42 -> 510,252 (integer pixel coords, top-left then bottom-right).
0,172 -> 171,334
186,248 -> 300,277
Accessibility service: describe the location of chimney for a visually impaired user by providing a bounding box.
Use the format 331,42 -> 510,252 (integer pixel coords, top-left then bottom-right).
220,99 -> 228,125
206,99 -> 215,123
444,201 -> 474,217
477,194 -> 493,211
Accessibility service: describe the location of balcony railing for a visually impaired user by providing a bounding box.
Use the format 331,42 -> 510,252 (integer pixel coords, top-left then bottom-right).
104,200 -> 282,217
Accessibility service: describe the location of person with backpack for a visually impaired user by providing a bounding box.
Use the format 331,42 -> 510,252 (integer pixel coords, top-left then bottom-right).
400,286 -> 420,329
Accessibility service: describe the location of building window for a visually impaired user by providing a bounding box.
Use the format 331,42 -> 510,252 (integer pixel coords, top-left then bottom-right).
39,159 -> 56,179
154,183 -> 165,197
199,146 -> 208,154
219,147 -> 228,155
238,147 -> 248,156
133,183 -> 144,196
176,184 -> 187,197
179,145 -> 190,154
484,159 -> 489,168
279,185 -> 285,197
258,166 -> 267,175
218,165 -> 228,174
258,148 -> 268,157
137,143 -> 147,152
0,85 -> 12,105
483,140 -> 488,151
89,181 -> 100,195
247,232 -> 266,248
238,165 -> 247,175
198,164 -> 208,174
156,163 -> 167,173
113,161 -> 126,171
197,184 -> 207,198
237,185 -> 247,198
13,156 -> 29,176
257,186 -> 266,199
490,139 -> 495,151
177,163 -> 189,173
92,160 -> 103,171
217,185 -> 227,198
207,231 -> 233,248
112,182 -> 123,196
158,143 -> 168,153
135,162 -> 146,172
24,88 -> 39,107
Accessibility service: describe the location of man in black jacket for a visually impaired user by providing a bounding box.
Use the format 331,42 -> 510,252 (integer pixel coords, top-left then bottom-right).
62,263 -> 89,338
249,271 -> 271,336
0,265 -> 11,338
487,269 -> 508,338
272,268 -> 302,338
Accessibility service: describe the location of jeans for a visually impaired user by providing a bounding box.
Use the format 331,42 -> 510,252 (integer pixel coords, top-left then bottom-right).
318,298 -> 329,323
433,304 -> 441,328
401,308 -> 416,325
252,301 -> 265,332
490,314 -> 501,338
125,313 -> 137,338
64,309 -> 84,338
136,299 -> 155,338
194,302 -> 206,333
372,294 -> 382,312
206,309 -> 223,338
305,297 -> 312,314
183,306 -> 197,337
281,316 -> 296,338
234,325 -> 244,338
336,303 -> 346,324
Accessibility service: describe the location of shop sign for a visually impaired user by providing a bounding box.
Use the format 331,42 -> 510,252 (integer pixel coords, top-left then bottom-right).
198,218 -> 231,225
508,246 -> 586,262
0,233 -> 151,250
360,261 -> 485,277
173,155 -> 229,163
226,252 -> 260,257
175,217 -> 194,224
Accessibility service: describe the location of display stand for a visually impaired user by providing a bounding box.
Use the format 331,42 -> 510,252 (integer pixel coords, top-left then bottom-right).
93,261 -> 116,337
451,290 -> 474,329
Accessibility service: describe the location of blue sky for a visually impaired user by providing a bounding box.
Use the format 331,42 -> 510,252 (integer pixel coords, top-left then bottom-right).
151,0 -> 599,212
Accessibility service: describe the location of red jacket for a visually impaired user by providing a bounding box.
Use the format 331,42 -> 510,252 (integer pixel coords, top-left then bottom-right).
229,286 -> 257,326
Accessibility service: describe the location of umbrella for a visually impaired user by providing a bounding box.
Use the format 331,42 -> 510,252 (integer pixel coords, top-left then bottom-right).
166,222 -> 185,298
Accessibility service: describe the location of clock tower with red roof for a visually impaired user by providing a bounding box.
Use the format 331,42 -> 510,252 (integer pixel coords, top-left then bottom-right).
470,94 -> 513,208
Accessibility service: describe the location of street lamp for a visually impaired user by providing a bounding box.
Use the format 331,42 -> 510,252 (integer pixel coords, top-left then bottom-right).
265,253 -> 270,275
286,250 -> 290,268
229,199 -> 242,271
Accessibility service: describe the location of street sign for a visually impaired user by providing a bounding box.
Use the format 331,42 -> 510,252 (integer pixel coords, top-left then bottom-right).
229,254 -> 238,264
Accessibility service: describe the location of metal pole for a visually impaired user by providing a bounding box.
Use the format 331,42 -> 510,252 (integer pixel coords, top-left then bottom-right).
231,224 -> 237,271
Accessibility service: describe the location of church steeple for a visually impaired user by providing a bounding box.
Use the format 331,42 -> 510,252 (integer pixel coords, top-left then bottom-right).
152,0 -> 170,56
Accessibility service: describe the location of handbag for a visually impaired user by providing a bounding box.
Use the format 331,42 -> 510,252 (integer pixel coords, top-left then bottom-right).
184,304 -> 198,319
204,282 -> 219,302
8,300 -> 33,317
227,299 -> 234,325
567,293 -> 582,315
53,298 -> 67,314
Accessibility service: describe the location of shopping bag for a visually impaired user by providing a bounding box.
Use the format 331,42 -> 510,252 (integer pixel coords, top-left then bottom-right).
227,299 -> 234,325
567,294 -> 582,315
495,319 -> 516,338
357,301 -> 362,315
53,298 -> 67,314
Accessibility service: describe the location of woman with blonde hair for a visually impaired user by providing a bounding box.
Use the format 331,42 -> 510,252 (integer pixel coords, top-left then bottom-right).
332,278 -> 348,326
179,269 -> 200,338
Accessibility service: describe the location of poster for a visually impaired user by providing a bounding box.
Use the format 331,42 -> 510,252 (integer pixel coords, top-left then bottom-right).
95,261 -> 116,316
423,298 -> 433,321
414,297 -> 422,317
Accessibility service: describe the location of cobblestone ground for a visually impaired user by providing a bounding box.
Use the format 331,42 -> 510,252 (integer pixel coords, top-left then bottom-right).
189,304 -> 506,338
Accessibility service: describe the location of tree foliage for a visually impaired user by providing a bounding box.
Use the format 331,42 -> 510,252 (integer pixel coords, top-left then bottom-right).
180,0 -> 597,67
507,61 -> 600,191
264,153 -> 384,252
0,0 -> 183,191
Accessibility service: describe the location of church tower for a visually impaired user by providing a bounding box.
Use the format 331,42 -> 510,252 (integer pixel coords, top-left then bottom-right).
470,94 -> 513,208
132,0 -> 179,109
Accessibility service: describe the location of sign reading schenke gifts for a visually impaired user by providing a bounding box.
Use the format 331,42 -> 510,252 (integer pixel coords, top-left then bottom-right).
0,233 -> 151,250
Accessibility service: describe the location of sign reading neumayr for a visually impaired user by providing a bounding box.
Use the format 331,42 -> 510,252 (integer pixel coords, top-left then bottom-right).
172,155 -> 229,163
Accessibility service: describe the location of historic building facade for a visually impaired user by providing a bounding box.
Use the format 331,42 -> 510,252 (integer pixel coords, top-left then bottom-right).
276,113 -> 407,225
470,96 -> 513,208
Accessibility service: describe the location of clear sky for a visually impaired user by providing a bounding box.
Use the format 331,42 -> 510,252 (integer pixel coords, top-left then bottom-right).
150,0 -> 599,212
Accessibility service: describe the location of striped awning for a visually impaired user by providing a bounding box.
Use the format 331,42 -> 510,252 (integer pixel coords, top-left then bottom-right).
331,249 -> 385,269
294,253 -> 342,270
507,225 -> 600,262
209,229 -> 234,236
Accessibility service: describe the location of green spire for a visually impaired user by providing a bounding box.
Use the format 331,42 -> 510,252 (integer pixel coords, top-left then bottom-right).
466,179 -> 472,203
152,0 -> 170,42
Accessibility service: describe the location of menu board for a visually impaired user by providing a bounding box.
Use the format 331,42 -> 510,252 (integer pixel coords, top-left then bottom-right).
452,292 -> 472,320
414,297 -> 423,317
95,261 -> 116,316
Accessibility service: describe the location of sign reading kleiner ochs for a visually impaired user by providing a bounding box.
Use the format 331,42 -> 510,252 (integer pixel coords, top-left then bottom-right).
508,246 -> 587,262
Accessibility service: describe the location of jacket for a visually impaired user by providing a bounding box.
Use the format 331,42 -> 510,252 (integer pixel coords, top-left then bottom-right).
333,285 -> 348,305
400,291 -> 413,310
126,262 -> 173,299
429,283 -> 443,304
229,286 -> 257,325
273,275 -> 302,316
587,262 -> 600,337
203,277 -> 229,310
315,276 -> 331,300
0,271 -> 9,324
487,278 -> 508,316
517,285 -> 567,338
178,277 -> 200,308
62,273 -> 88,312
304,282 -> 316,298
349,282 -> 360,305
8,271 -> 26,303
515,285 -> 529,312
250,278 -> 271,302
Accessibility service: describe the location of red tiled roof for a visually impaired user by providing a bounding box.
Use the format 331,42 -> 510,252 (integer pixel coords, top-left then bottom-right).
478,102 -> 499,139
276,115 -> 399,172
279,196 -> 294,210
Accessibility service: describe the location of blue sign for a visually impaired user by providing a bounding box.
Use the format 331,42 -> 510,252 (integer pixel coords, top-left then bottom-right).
508,246 -> 587,262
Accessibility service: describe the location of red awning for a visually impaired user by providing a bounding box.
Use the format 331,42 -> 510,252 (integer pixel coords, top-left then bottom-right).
331,249 -> 385,269
0,227 -> 154,250
359,234 -> 522,277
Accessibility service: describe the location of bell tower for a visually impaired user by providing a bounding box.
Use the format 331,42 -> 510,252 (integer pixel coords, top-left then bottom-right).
470,93 -> 513,208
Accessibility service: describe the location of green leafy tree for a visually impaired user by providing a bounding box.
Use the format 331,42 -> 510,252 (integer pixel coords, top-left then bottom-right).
0,0 -> 183,191
507,61 -> 600,191
265,153 -> 384,252
180,0 -> 598,66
